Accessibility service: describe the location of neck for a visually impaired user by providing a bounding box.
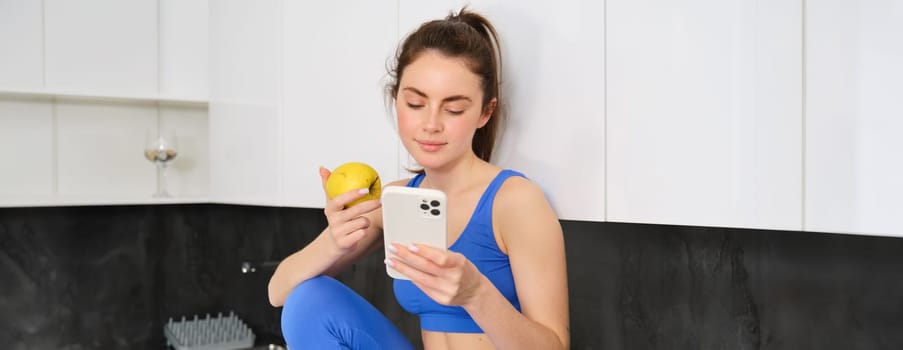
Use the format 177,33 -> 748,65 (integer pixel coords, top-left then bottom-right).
420,153 -> 486,194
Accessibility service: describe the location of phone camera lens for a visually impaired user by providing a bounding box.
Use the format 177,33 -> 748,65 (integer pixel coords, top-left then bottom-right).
420,203 -> 430,210
430,209 -> 440,216
430,200 -> 440,207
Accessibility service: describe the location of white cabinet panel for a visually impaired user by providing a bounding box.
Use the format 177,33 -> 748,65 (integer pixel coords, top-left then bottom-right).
209,0 -> 280,106
607,0 -> 803,230
159,0 -> 208,97
0,97 -> 53,195
1,0 -> 209,206
209,103 -> 280,202
806,0 -> 903,236
161,105 -> 209,197
209,0 -> 282,204
56,100 -> 157,196
398,1 -> 606,221
281,1 -> 399,208
0,0 -> 43,88
44,0 -> 157,93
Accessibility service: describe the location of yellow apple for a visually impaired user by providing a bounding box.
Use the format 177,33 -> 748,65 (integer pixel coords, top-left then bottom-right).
325,162 -> 382,207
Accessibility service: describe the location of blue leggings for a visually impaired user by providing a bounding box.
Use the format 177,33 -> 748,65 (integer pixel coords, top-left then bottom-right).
281,276 -> 414,350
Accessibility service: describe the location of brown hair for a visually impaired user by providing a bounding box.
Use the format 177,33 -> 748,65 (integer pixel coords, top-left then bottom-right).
387,7 -> 503,163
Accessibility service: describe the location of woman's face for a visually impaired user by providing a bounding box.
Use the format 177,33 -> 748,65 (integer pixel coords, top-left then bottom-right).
395,50 -> 492,171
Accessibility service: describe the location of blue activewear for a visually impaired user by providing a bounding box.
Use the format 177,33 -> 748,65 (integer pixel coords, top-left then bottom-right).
281,275 -> 414,349
394,169 -> 524,333
280,169 -> 526,348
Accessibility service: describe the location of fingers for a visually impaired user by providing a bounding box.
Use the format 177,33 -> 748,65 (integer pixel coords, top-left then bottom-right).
400,243 -> 455,267
319,166 -> 331,190
387,243 -> 458,275
328,216 -> 371,250
389,258 -> 440,287
334,216 -> 371,239
324,191 -> 381,223
386,245 -> 465,306
334,226 -> 367,250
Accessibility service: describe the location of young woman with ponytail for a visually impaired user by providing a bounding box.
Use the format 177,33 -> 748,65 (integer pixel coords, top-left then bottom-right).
268,8 -> 569,349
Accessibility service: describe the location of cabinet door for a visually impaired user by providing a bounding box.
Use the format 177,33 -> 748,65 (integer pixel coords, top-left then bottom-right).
607,0 -> 803,230
158,0 -> 208,97
806,0 -> 903,237
399,0 -> 606,221
0,1 -> 49,196
209,0 -> 283,205
44,0 -> 157,94
281,1 -> 400,208
0,0 -> 43,88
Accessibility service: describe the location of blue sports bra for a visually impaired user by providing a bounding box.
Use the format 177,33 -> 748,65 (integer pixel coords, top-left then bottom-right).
393,169 -> 524,333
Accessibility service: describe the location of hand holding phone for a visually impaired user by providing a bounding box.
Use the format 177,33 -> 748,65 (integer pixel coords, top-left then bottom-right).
381,186 -> 448,279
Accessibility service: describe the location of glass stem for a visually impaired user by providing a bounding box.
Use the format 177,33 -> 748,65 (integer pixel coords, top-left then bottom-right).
155,161 -> 168,197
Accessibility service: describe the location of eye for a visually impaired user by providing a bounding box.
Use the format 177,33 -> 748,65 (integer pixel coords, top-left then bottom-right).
446,109 -> 464,115
406,103 -> 424,110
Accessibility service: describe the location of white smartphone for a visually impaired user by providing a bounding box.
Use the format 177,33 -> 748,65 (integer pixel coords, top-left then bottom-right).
381,186 -> 448,280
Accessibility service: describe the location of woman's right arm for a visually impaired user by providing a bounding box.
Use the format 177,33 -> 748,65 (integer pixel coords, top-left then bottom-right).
267,168 -> 387,307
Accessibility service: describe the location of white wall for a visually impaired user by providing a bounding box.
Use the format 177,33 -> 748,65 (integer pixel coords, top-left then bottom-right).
397,0 -> 607,221
281,1 -> 400,208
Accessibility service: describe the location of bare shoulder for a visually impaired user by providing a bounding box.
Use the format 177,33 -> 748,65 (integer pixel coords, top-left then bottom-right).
495,175 -> 553,211
494,175 -> 561,246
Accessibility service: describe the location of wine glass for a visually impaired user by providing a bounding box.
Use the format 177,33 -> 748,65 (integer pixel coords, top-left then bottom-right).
144,129 -> 178,197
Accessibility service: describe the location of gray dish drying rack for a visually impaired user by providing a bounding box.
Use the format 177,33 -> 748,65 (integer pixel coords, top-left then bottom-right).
164,311 -> 255,350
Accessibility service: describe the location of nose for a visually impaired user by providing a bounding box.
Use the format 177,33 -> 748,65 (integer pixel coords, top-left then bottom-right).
422,109 -> 442,132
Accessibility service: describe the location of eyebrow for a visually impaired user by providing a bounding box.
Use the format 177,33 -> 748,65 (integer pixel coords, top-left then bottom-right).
402,87 -> 472,103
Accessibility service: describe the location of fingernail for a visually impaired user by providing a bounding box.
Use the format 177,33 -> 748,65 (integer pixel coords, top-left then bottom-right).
407,244 -> 419,252
387,245 -> 398,253
358,188 -> 370,195
384,258 -> 395,267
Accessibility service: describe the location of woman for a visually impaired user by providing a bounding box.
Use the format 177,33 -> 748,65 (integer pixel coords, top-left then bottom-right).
268,8 -> 569,350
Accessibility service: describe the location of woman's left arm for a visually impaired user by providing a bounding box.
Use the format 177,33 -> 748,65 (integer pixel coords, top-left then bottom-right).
474,177 -> 569,349
387,177 -> 569,349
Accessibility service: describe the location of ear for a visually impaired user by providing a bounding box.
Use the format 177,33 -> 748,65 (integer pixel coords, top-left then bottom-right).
478,98 -> 497,128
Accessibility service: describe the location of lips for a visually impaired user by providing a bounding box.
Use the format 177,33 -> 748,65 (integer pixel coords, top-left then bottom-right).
416,139 -> 446,152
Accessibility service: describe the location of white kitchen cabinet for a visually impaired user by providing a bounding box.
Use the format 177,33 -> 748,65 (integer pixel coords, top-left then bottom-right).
209,0 -> 399,207
208,0 -> 282,206
398,0 -> 607,221
0,0 -> 43,88
805,0 -> 903,237
45,0 -> 158,94
159,0 -> 209,98
0,0 -> 209,207
0,97 -> 53,196
606,0 -> 803,230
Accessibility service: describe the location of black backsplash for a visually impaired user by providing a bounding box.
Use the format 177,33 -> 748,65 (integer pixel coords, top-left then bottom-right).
1,205 -> 901,349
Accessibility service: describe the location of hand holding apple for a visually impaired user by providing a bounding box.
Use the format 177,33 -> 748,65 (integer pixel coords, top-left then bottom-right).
324,162 -> 382,208
320,162 -> 382,255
